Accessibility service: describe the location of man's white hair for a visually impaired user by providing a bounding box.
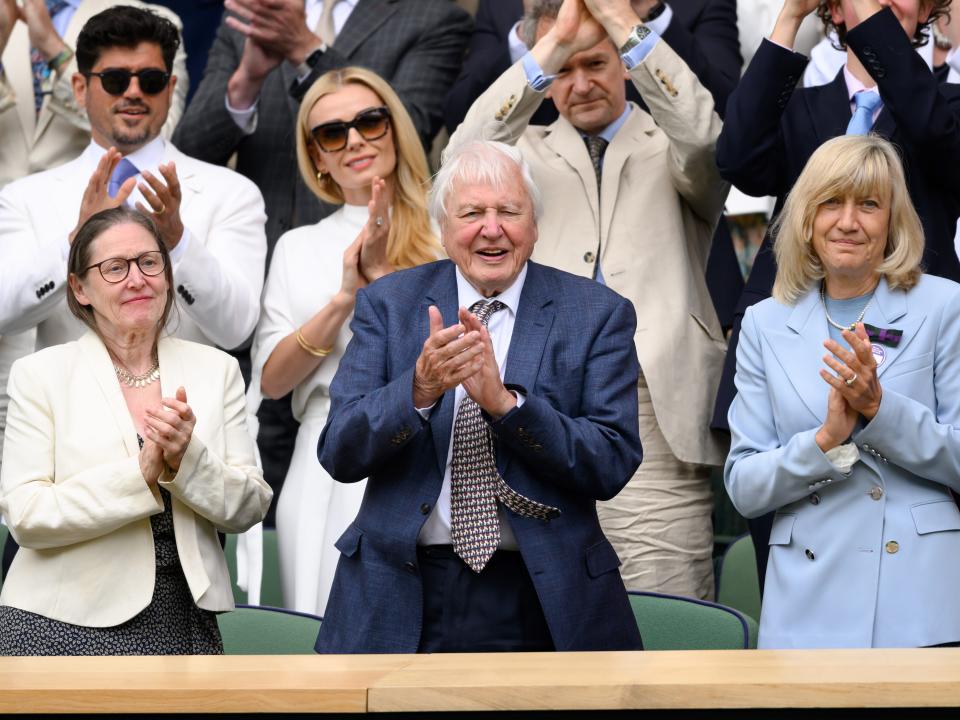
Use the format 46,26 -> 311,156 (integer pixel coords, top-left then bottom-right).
429,138 -> 543,225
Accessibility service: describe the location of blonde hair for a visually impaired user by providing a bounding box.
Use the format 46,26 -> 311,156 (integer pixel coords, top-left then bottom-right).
296,67 -> 439,269
772,134 -> 924,304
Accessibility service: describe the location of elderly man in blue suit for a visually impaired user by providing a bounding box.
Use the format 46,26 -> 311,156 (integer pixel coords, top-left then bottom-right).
315,139 -> 643,654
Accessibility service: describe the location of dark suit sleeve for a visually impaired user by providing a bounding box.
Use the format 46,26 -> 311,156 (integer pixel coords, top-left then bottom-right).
172,15 -> 248,164
489,296 -> 643,502
715,37 -> 808,197
443,0 -> 518,134
292,4 -> 474,146
847,8 -> 960,202
317,288 -> 426,483
661,0 -> 742,118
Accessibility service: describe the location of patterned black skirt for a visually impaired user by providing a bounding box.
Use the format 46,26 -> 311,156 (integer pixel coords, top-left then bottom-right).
0,487 -> 223,656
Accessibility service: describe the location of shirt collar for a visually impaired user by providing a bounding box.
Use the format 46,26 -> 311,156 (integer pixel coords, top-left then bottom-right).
455,263 -> 528,317
82,136 -> 166,173
842,65 -> 878,101
585,104 -> 632,144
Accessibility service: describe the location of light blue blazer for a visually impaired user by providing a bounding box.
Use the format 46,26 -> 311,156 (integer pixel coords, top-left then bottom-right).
725,274 -> 960,648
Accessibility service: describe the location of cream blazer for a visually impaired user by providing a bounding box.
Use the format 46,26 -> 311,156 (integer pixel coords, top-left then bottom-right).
0,0 -> 187,189
451,42 -> 730,465
0,332 -> 272,627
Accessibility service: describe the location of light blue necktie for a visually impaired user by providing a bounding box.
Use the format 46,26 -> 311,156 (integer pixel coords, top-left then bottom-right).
108,158 -> 139,198
846,91 -> 883,135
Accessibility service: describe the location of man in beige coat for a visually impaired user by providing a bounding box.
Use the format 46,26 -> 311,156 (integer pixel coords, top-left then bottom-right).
449,0 -> 729,598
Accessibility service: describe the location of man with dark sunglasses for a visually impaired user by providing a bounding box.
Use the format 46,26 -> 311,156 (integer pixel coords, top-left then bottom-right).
0,0 -> 188,189
0,4 -> 267,362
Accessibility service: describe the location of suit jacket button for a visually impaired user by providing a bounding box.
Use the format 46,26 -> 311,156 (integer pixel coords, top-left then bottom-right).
885,540 -> 899,554
809,492 -> 821,505
420,503 -> 431,515
583,251 -> 595,263
869,486 -> 884,501
404,561 -> 417,573
805,549 -> 815,561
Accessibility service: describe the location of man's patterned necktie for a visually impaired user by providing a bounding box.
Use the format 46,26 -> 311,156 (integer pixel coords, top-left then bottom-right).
31,0 -> 70,117
449,299 -> 560,573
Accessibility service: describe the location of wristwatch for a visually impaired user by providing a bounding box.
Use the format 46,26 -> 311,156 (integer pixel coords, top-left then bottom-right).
293,45 -> 326,78
619,24 -> 653,56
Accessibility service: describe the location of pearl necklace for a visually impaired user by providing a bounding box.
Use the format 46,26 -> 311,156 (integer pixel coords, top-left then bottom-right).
820,282 -> 873,333
114,360 -> 161,388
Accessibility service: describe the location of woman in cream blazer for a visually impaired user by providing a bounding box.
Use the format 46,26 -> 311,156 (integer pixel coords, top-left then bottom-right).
0,206 -> 271,654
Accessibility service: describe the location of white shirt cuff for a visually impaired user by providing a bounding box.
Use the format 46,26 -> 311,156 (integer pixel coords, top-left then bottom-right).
824,442 -> 860,474
168,227 -> 191,264
225,93 -> 258,134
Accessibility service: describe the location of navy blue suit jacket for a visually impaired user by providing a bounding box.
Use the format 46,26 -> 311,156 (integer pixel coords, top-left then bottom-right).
315,260 -> 643,653
713,7 -> 960,431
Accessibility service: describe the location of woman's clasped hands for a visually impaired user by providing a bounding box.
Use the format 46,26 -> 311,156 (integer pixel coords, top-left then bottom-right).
139,387 -> 196,485
815,322 -> 883,452
340,177 -> 394,297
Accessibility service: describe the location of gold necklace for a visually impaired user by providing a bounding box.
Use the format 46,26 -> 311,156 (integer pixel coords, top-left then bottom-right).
114,360 -> 161,388
820,282 -> 873,332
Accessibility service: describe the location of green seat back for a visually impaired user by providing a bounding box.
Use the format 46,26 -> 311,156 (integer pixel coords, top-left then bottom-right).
628,591 -> 757,650
224,529 -> 284,607
716,533 -> 762,625
217,605 -> 321,655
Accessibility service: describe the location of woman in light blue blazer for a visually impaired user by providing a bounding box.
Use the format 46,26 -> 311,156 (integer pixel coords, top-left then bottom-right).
725,134 -> 960,649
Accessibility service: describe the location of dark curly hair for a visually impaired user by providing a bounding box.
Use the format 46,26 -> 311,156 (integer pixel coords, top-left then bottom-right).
818,0 -> 951,49
76,5 -> 180,74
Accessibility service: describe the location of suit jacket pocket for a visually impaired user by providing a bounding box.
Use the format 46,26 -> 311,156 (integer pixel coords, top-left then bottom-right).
911,500 -> 960,535
585,538 -> 622,578
334,523 -> 363,557
883,352 -> 933,381
769,513 -> 797,545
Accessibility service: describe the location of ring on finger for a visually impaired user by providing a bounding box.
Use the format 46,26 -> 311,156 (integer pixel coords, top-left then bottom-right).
375,215 -> 384,227
845,372 -> 858,387
155,203 -> 166,215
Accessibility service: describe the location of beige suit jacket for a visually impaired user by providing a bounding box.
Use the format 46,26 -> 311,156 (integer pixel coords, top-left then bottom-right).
0,332 -> 272,627
451,41 -> 729,465
0,0 -> 187,189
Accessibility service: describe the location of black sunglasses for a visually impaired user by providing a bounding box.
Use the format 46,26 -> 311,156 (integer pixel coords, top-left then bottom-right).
310,106 -> 391,152
83,68 -> 171,96
83,251 -> 166,284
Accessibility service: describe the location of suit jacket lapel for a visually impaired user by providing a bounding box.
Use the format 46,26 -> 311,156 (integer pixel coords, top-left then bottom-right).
334,0 -> 399,58
866,279 -> 924,378
424,264 -> 460,476
808,70 -> 852,145
156,335 -> 187,410
543,118 -> 599,229
766,288 -> 830,423
499,263 -> 555,476
77,332 -> 140,456
600,107 -> 657,246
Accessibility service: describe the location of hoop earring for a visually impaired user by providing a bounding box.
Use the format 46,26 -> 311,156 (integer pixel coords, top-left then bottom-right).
316,170 -> 325,181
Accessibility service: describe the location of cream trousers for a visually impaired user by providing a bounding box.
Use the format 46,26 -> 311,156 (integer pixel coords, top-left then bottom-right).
597,374 -> 715,600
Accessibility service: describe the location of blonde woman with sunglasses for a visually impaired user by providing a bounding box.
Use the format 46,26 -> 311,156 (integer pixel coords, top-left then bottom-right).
250,67 -> 440,616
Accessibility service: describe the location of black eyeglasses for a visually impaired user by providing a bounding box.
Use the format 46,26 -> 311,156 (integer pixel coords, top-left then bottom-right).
310,106 -> 391,152
83,68 -> 171,95
84,251 -> 166,283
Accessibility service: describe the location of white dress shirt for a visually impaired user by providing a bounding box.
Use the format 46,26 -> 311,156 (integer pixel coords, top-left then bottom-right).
417,264 -> 529,549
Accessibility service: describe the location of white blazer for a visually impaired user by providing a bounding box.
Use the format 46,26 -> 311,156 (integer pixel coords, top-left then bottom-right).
0,0 -> 188,189
0,332 -> 272,627
0,141 -> 266,351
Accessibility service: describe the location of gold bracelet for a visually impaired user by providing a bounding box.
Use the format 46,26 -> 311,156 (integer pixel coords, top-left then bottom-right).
296,329 -> 332,357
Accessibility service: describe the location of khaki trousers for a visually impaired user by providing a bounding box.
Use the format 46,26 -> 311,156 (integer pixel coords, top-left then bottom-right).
597,375 -> 715,600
